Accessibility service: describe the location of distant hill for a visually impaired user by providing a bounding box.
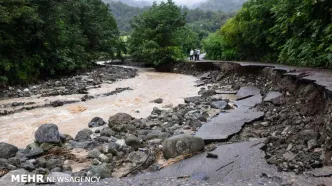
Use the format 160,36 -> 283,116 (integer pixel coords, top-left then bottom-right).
102,0 -> 151,8
193,0 -> 247,13
106,1 -> 149,33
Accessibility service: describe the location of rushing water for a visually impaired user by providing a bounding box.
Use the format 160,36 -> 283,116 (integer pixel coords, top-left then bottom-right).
0,67 -> 200,148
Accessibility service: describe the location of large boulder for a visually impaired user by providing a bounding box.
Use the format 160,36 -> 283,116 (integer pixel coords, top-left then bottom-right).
108,113 -> 133,128
88,117 -> 106,128
162,135 -> 205,159
35,124 -> 61,143
75,129 -> 93,142
0,142 -> 18,159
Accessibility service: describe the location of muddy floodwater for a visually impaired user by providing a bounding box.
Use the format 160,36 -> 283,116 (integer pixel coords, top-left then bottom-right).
0,67 -> 200,148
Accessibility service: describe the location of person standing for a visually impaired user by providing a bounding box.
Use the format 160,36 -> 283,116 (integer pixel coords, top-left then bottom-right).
194,49 -> 198,61
197,49 -> 201,61
190,49 -> 194,61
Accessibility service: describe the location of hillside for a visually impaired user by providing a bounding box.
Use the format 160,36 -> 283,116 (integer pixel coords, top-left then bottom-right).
102,0 -> 151,7
194,0 -> 247,13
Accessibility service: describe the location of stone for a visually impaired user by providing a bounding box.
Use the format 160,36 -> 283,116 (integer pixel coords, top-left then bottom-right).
88,117 -> 106,128
146,130 -> 170,140
186,120 -> 202,130
102,143 -> 119,155
199,72 -> 211,80
8,157 -> 21,167
26,147 -> 44,159
125,136 -> 142,150
50,167 -> 62,172
100,127 -> 115,137
210,100 -> 229,109
184,96 -> 201,103
162,135 -> 205,159
87,163 -> 111,179
40,143 -> 56,151
206,153 -> 218,159
264,91 -> 282,102
46,159 -> 64,170
51,100 -> 64,107
88,149 -> 102,159
75,129 -> 93,141
0,142 -> 18,159
22,161 -> 35,171
98,154 -> 110,163
152,98 -> 163,104
0,159 -> 16,170
34,124 -> 61,143
127,151 -> 155,166
283,152 -> 296,161
201,90 -> 216,97
108,113 -> 133,127
236,86 -> 261,98
35,157 -> 47,168
308,139 -> 318,149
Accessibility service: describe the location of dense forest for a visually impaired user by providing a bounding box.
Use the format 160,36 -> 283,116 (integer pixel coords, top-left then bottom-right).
107,1 -> 149,34
107,0 -> 234,36
193,0 -> 247,13
0,0 -> 120,85
204,0 -> 332,67
102,0 -> 151,8
2,0 -> 331,85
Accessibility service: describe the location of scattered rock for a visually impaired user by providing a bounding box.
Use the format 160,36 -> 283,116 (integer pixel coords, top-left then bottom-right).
125,136 -> 142,150
108,113 -> 133,128
35,124 -> 61,143
206,153 -> 218,159
87,163 -> 111,179
88,117 -> 106,128
264,91 -> 282,102
0,142 -> 18,159
88,149 -> 102,159
51,100 -> 64,107
152,98 -> 163,104
75,129 -> 93,142
26,147 -> 44,159
100,127 -> 115,137
162,135 -> 205,159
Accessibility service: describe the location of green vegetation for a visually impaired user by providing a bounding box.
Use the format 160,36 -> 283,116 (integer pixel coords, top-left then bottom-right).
203,0 -> 332,67
194,0 -> 247,13
107,0 -> 233,38
107,1 -> 149,34
102,0 -> 151,8
0,0 -> 120,84
128,0 -> 199,66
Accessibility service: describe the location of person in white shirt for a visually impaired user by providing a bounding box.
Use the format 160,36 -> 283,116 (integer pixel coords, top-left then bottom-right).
189,49 -> 194,61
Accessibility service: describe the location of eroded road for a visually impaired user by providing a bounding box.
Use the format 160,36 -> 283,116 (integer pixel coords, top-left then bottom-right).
1,63 -> 332,186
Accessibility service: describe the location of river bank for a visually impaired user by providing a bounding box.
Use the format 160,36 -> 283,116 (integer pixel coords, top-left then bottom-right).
0,61 -> 332,185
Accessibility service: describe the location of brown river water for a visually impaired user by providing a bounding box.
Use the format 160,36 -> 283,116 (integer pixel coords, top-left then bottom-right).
0,67 -> 200,148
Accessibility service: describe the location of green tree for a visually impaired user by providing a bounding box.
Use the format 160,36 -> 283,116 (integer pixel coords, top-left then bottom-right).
128,0 -> 187,66
0,0 -> 120,84
204,0 -> 332,68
